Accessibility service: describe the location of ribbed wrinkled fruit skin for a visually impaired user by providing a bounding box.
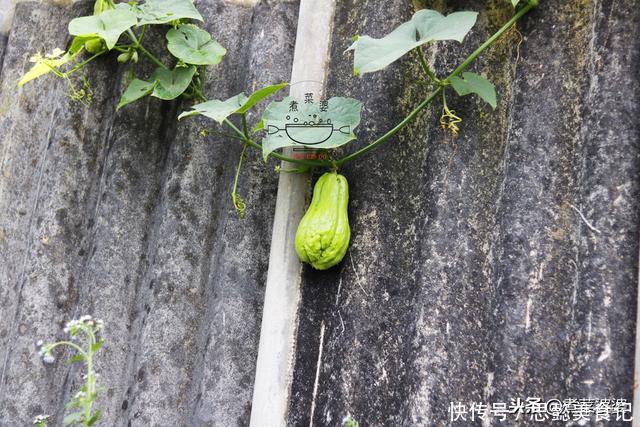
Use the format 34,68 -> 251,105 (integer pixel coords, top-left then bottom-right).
295,172 -> 350,270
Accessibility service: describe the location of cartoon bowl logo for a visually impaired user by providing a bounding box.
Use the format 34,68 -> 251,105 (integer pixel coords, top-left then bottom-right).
268,115 -> 351,146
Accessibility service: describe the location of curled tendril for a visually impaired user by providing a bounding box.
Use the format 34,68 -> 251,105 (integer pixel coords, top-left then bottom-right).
232,192 -> 246,218
231,144 -> 248,219
67,74 -> 94,106
440,91 -> 462,136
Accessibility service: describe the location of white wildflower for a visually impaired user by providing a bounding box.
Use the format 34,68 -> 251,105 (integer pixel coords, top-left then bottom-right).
33,414 -> 49,425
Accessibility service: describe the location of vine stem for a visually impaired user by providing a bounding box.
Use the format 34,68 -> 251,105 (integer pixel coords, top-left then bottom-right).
335,87 -> 442,166
84,329 -> 96,425
445,2 -> 536,82
335,1 -> 537,166
122,2 -> 534,171
125,29 -> 167,69
414,47 -> 439,83
241,113 -> 249,138
65,52 -> 104,76
44,340 -> 87,357
137,44 -> 166,69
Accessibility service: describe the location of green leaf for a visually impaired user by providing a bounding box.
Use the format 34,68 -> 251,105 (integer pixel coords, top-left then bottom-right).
178,83 -> 288,122
252,119 -> 265,133
117,66 -> 197,108
68,4 -> 137,50
236,83 -> 288,113
87,411 -> 102,426
260,96 -> 362,160
66,354 -> 85,364
90,340 -> 104,353
511,0 -> 521,6
166,24 -> 226,65
18,49 -> 71,87
68,35 -> 99,55
179,93 -> 247,123
117,78 -> 157,110
449,72 -> 497,109
346,9 -> 478,75
150,66 -> 197,100
137,0 -> 203,25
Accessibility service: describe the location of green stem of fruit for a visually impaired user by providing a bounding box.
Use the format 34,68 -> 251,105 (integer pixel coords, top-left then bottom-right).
125,29 -> 166,69
223,119 -> 330,168
335,2 -> 536,166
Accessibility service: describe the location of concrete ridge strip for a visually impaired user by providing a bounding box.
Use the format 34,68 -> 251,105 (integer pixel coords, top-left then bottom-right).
249,0 -> 337,425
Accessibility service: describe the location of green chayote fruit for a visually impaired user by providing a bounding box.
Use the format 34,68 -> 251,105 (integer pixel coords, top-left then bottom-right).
295,172 -> 350,270
84,38 -> 105,54
117,52 -> 131,63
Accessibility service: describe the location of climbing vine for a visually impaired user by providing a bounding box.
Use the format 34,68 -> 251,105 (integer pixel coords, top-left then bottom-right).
19,0 -> 538,420
20,0 -> 536,268
20,0 -> 537,264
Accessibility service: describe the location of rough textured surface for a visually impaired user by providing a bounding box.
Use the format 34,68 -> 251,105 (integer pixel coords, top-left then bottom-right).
0,34 -> 7,70
1,0 -> 639,426
0,0 -> 296,425
288,0 -> 640,425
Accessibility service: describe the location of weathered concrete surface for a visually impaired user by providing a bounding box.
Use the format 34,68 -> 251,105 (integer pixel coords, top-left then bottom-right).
288,0 -> 640,425
1,0 -> 639,425
0,0 -> 295,425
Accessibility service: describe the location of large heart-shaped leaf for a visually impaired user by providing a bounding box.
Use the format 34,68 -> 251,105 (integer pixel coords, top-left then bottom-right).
179,94 -> 247,123
150,66 -> 197,100
449,72 -> 497,109
117,79 -> 157,109
68,4 -> 137,50
260,97 -> 362,160
137,0 -> 203,25
178,82 -> 289,122
166,24 -> 226,65
117,66 -> 196,108
346,9 -> 478,75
